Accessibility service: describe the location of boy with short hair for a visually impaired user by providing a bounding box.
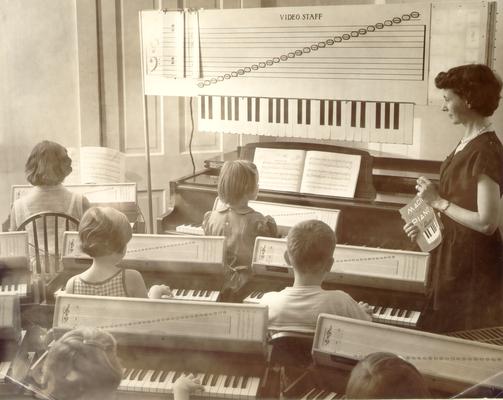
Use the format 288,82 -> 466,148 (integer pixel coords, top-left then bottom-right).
260,220 -> 371,332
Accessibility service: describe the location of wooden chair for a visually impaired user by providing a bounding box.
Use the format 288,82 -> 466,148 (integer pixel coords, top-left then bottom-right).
17,212 -> 79,301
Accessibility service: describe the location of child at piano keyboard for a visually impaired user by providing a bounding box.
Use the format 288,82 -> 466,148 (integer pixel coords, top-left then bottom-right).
202,160 -> 277,301
345,352 -> 430,398
65,206 -> 172,298
40,328 -> 123,400
259,220 -> 371,332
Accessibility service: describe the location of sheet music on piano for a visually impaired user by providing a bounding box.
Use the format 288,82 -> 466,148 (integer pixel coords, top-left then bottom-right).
313,314 -> 503,393
254,148 -> 361,198
53,294 -> 268,353
62,232 -> 225,274
0,232 -> 29,269
252,237 -> 429,293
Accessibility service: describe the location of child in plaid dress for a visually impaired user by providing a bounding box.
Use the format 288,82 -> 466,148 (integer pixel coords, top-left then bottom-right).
65,207 -> 171,298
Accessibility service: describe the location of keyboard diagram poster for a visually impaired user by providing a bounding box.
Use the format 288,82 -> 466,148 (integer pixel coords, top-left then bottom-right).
140,4 -> 431,103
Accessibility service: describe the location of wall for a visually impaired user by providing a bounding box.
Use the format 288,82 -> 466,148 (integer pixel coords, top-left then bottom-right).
260,0 -> 503,162
0,0 -> 81,221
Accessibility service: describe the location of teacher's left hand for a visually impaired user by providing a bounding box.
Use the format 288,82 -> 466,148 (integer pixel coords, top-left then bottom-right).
415,176 -> 440,205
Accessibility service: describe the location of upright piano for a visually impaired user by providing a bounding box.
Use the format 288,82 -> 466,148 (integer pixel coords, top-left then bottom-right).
159,141 -> 441,249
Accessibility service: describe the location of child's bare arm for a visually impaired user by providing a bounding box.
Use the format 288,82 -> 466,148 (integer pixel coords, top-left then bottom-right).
124,269 -> 149,297
64,277 -> 75,294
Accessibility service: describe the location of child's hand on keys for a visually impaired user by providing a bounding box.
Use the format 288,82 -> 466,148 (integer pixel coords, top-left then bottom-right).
174,373 -> 205,400
358,301 -> 373,315
148,284 -> 173,299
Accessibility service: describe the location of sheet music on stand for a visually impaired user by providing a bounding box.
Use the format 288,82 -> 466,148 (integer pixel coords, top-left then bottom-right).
53,294 -> 268,354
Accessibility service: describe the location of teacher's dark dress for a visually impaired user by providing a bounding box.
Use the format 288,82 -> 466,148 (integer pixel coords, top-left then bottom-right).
424,132 -> 503,333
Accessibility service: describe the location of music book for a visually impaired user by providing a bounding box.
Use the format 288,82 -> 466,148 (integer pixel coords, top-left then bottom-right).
399,196 -> 442,252
253,148 -> 361,198
65,147 -> 125,184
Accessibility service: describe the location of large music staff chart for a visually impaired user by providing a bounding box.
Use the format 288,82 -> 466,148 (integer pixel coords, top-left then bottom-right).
140,3 -> 431,103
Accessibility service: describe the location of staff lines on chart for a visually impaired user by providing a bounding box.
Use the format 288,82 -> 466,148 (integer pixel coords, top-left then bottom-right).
96,310 -> 227,330
334,255 -> 396,263
196,10 -> 425,88
126,240 -> 198,255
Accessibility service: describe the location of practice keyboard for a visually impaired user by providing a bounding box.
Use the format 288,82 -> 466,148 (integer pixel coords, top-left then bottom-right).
0,361 -> 10,383
448,326 -> 503,346
198,96 -> 414,144
0,283 -> 28,298
119,368 -> 260,399
297,387 -> 341,400
243,292 -> 420,328
175,224 -> 205,235
169,288 -> 220,302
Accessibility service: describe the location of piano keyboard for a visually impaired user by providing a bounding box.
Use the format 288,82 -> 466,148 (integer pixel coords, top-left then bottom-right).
198,96 -> 414,144
0,361 -> 10,383
0,283 -> 28,298
298,387 -> 341,400
243,292 -> 420,328
169,288 -> 220,302
175,224 -> 204,235
119,368 -> 260,399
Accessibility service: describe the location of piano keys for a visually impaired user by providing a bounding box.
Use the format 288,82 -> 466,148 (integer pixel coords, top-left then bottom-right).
0,232 -> 34,303
118,368 -> 261,399
312,314 -> 503,396
198,96 -> 414,144
169,288 -> 220,302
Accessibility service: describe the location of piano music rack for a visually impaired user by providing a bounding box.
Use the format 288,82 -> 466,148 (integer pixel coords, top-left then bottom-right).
252,237 -> 429,294
312,314 -> 503,394
61,232 -> 226,275
53,293 -> 268,354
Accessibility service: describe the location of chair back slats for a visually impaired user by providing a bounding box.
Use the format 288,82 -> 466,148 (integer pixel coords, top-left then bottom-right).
17,212 -> 80,303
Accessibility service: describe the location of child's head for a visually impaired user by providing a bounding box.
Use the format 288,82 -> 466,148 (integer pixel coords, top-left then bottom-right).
79,207 -> 132,258
25,141 -> 72,186
285,220 -> 336,274
217,160 -> 259,205
345,352 -> 431,399
42,328 -> 123,400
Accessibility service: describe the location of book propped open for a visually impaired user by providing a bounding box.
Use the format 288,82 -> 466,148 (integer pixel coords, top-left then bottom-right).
253,148 -> 361,198
65,147 -> 125,184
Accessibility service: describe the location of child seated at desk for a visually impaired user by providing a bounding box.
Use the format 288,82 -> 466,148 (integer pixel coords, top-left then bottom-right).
202,160 -> 277,301
345,352 -> 430,398
260,220 -> 371,332
10,140 -> 90,231
29,327 -> 203,400
65,207 -> 171,298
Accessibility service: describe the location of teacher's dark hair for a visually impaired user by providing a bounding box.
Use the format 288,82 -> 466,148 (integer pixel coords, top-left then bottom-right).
435,64 -> 502,117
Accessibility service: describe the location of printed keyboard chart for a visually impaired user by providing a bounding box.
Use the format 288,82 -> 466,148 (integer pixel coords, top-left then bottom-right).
141,3 -> 431,104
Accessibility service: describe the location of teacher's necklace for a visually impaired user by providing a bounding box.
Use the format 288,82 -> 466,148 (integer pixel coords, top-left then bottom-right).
455,122 -> 492,153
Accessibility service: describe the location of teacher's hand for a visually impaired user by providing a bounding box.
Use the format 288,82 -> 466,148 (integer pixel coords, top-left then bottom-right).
403,222 -> 419,242
416,176 -> 440,205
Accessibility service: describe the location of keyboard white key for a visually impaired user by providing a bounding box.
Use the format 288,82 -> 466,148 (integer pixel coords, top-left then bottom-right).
175,224 -> 205,235
169,288 -> 220,302
0,361 -> 10,383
